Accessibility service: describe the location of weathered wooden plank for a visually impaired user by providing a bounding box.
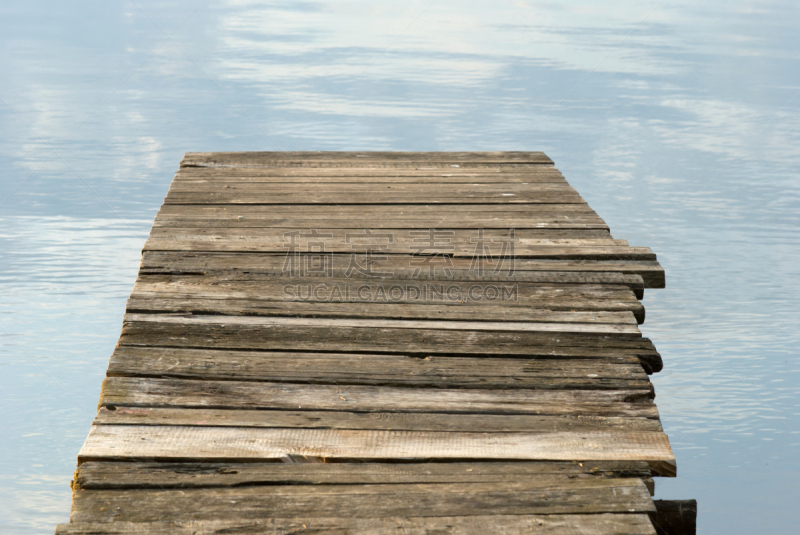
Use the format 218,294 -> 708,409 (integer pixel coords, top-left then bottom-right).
144,240 -> 654,262
71,478 -> 653,522
127,297 -> 641,325
122,313 -> 641,336
181,151 -> 555,166
168,182 -> 578,193
77,425 -> 674,468
146,230 -> 623,247
174,166 -> 567,178
154,219 -> 610,230
134,257 -> 647,296
72,460 -> 655,490
137,251 -> 665,288
174,173 -> 570,184
134,267 -> 646,298
130,276 -> 644,317
153,217 -> 609,231
106,347 -> 653,393
117,317 -> 662,373
156,203 -> 600,216
68,478 -> 653,521
174,174 -> 572,185
134,274 -> 642,295
164,191 -> 586,205
57,151 -> 679,535
99,377 -> 659,416
93,406 -> 663,433
161,202 -> 600,212
56,514 -> 657,535
146,228 -> 627,251
116,320 -> 661,372
124,315 -> 642,344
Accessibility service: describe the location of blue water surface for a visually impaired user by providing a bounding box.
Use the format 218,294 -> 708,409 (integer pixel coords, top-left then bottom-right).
1,1 -> 799,533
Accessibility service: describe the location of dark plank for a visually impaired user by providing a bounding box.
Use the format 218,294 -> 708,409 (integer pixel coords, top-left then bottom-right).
651,500 -> 698,535
72,460 -> 654,490
93,406 -> 664,433
69,479 -> 654,523
98,377 -> 660,416
175,166 -> 567,178
181,151 -> 555,167
117,317 -> 663,373
107,347 -> 653,394
167,182 -> 578,193
127,297 -> 641,325
137,251 -> 664,289
129,276 -> 645,323
153,217 -> 610,230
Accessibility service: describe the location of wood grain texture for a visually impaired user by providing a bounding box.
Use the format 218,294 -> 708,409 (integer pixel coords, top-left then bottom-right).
57,152 -> 679,534
59,515 -> 657,535
58,514 -> 656,535
68,480 -> 654,523
126,297 -> 641,325
77,426 -> 675,467
98,377 -> 659,415
106,346 -> 653,392
72,460 -> 654,490
117,318 -> 662,372
94,406 -> 663,433
137,251 -> 665,288
121,313 -> 642,336
181,151 -> 555,167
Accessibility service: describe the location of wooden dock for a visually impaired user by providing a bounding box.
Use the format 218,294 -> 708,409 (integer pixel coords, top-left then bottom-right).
57,152 -> 688,534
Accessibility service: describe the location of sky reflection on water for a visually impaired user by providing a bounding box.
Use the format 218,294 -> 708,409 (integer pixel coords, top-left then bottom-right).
1,1 -> 799,533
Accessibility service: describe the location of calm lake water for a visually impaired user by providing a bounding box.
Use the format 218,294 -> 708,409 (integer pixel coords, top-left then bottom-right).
1,1 -> 799,533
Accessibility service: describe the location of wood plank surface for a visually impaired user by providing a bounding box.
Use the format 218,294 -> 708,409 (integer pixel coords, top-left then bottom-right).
116,318 -> 662,373
137,251 -> 665,288
94,407 -> 663,433
57,152 -> 678,535
126,297 -> 641,324
56,514 -> 657,535
181,151 -> 555,166
106,346 -> 652,392
98,377 -> 659,415
72,460 -> 655,490
68,479 -> 653,522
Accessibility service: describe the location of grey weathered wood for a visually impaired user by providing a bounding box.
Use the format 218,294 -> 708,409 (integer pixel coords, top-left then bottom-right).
153,217 -> 610,230
174,166 -> 567,178
56,514 -> 657,535
129,275 -> 645,322
93,406 -> 663,433
72,460 -> 655,490
168,181 -> 578,193
57,516 -> 655,535
69,478 -> 654,523
137,251 -> 665,288
174,171 -> 570,183
57,151 -> 679,534
98,377 -> 659,416
164,190 -> 585,205
135,270 -> 646,300
117,318 -> 663,373
181,151 -> 555,166
121,313 -> 642,336
107,346 -> 653,393
127,297 -> 641,325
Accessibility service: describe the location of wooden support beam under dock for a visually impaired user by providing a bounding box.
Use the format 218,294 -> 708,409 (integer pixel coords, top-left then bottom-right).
57,151 -> 690,534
